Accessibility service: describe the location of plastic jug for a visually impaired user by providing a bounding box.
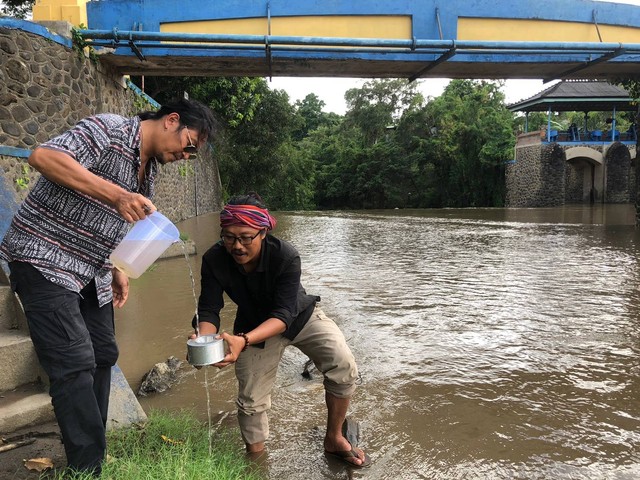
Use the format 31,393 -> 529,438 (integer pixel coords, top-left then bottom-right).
109,211 -> 180,278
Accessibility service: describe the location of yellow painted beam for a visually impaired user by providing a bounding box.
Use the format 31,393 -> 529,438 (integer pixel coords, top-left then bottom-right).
161,15 -> 412,40
32,0 -> 88,27
458,17 -> 640,43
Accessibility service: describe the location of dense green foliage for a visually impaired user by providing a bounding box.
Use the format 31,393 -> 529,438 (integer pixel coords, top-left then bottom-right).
0,0 -> 33,18
135,76 -> 519,209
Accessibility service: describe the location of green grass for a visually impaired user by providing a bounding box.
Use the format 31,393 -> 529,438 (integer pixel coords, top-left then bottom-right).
46,410 -> 263,480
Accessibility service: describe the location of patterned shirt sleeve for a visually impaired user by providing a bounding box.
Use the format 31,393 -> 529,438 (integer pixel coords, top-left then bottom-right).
40,116 -> 113,170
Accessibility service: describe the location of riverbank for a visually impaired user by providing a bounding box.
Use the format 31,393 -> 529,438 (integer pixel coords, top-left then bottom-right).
0,419 -> 64,479
0,411 -> 263,479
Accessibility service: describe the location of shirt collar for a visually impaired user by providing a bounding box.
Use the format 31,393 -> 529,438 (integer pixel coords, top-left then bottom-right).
129,116 -> 142,159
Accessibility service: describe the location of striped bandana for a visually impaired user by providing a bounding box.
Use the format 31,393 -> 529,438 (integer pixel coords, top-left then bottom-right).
220,204 -> 277,231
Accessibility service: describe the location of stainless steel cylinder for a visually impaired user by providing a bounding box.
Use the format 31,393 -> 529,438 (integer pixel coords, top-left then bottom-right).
187,335 -> 225,366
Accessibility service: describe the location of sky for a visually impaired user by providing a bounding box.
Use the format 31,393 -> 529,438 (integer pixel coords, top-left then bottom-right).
267,78 -> 554,114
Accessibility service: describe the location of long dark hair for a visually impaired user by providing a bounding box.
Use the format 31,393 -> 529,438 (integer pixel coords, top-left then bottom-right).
138,97 -> 218,141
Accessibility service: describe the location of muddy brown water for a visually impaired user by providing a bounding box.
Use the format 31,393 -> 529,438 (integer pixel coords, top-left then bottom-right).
114,205 -> 640,479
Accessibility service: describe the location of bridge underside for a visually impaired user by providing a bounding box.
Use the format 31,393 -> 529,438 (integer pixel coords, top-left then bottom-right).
32,0 -> 640,81
96,53 -> 638,80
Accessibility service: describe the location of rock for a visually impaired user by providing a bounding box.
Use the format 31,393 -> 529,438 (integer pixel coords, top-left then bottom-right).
137,356 -> 191,396
301,357 -> 318,379
342,417 -> 361,448
108,364 -> 147,430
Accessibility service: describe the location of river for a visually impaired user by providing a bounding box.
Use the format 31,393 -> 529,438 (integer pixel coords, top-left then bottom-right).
114,204 -> 640,479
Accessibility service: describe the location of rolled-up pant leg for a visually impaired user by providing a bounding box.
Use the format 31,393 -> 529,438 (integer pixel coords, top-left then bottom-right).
234,335 -> 287,445
9,262 -> 118,475
292,307 -> 358,398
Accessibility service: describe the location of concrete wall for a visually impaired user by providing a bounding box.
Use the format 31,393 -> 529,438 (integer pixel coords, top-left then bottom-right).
0,20 -> 222,239
565,160 -> 589,203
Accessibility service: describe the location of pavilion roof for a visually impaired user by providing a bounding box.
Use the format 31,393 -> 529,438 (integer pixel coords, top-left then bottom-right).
507,81 -> 637,113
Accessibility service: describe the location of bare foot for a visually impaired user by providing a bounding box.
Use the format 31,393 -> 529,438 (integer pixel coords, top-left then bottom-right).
324,437 -> 369,467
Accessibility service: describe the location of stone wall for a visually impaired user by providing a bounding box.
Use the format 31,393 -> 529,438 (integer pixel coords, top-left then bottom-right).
507,136 -> 636,207
506,142 -> 566,207
539,143 -> 566,206
605,142 -> 632,203
505,143 -> 542,207
0,19 -> 221,237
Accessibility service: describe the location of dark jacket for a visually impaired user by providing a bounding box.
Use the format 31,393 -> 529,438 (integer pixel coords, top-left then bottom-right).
194,234 -> 319,345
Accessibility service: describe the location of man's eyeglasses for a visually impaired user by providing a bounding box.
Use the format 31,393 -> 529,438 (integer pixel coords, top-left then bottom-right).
184,127 -> 198,160
220,231 -> 263,246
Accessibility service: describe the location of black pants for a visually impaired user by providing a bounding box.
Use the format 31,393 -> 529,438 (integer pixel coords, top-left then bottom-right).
9,262 -> 119,475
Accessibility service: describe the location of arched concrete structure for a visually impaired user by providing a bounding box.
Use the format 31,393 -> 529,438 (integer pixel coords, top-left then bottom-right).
565,146 -> 604,203
565,146 -> 603,165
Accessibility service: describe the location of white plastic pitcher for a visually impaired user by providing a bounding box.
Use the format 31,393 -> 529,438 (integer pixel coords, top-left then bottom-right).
109,211 -> 180,278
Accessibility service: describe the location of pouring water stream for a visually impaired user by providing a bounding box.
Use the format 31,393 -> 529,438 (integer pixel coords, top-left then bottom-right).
181,242 -> 214,454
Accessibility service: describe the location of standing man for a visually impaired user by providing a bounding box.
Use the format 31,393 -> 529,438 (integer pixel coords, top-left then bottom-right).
192,192 -> 371,468
0,98 -> 216,475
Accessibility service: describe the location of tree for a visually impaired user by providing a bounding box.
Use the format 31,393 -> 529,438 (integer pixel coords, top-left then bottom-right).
133,76 -> 264,128
614,79 -> 640,224
292,93 -> 332,141
131,76 -> 301,204
424,80 -> 514,207
344,79 -> 423,146
1,0 -> 33,18
216,82 -> 298,199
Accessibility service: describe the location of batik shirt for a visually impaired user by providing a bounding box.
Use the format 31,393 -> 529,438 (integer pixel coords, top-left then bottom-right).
0,114 -> 158,307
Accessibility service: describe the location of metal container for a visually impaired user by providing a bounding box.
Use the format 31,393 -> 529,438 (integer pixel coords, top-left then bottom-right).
187,335 -> 225,366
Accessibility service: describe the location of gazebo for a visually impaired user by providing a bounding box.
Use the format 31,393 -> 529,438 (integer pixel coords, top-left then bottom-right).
508,81 -> 637,144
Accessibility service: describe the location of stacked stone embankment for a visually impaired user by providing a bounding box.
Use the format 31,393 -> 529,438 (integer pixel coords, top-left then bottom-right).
0,19 -> 222,435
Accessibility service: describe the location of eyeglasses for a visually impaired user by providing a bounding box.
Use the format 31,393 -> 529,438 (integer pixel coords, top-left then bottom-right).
183,127 -> 198,160
220,231 -> 263,246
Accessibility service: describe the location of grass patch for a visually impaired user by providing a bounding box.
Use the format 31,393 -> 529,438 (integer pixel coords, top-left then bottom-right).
47,410 -> 263,480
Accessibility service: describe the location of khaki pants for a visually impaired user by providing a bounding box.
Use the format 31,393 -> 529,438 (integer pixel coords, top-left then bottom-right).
235,306 -> 358,445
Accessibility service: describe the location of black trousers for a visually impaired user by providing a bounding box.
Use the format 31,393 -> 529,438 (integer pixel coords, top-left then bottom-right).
9,262 -> 119,475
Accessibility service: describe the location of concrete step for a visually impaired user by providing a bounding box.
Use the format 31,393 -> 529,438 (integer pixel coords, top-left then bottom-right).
0,366 -> 149,435
0,266 -> 28,332
0,285 -> 21,330
0,330 -> 41,391
0,382 -> 53,434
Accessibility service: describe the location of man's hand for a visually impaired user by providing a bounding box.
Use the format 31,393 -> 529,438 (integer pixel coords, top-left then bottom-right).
114,192 -> 156,223
111,268 -> 129,308
213,332 -> 246,368
28,148 -> 154,222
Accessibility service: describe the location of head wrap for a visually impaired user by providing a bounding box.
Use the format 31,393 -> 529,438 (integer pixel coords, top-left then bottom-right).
220,204 -> 277,231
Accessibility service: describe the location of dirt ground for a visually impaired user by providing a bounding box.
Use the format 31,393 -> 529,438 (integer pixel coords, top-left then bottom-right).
0,420 -> 66,480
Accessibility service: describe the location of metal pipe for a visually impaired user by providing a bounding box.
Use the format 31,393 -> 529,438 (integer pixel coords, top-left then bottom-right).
409,45 -> 456,82
592,10 -> 603,43
612,106 -> 617,142
435,7 -> 444,40
77,29 -> 639,53
86,40 -> 614,57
